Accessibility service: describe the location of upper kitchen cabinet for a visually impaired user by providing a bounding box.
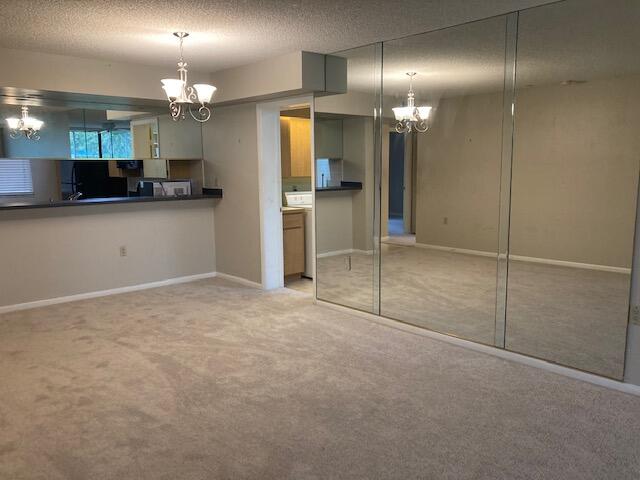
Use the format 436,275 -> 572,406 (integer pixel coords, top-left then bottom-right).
131,117 -> 159,160
280,116 -> 311,177
314,118 -> 342,159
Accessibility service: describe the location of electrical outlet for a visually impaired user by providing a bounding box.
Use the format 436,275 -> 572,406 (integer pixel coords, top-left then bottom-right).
632,305 -> 640,326
119,246 -> 127,257
443,217 -> 448,225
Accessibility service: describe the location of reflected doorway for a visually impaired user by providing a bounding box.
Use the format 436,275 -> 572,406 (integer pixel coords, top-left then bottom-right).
386,132 -> 416,247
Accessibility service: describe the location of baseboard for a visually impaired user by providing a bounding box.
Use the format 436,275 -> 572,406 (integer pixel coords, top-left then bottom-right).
214,272 -> 263,289
0,272 -> 219,314
415,243 -> 497,258
413,243 -> 630,273
317,249 -> 373,258
509,254 -> 630,274
315,299 -> 640,396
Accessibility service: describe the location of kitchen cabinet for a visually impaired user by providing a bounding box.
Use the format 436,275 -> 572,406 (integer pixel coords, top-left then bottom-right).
280,117 -> 311,177
283,210 -> 305,276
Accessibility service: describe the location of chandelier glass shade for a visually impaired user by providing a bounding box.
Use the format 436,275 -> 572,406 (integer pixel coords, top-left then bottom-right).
161,32 -> 217,123
393,72 -> 431,133
5,106 -> 44,140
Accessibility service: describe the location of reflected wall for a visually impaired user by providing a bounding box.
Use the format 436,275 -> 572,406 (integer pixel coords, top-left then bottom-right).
315,0 -> 639,380
505,0 -> 640,378
380,15 -> 511,345
314,45 -> 379,313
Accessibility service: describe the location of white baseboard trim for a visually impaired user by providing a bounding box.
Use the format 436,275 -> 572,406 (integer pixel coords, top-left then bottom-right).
214,272 -> 263,289
317,249 -> 373,258
415,242 -> 497,258
315,299 -> 640,396
509,254 -> 630,274
0,272 -> 218,315
413,243 -> 630,274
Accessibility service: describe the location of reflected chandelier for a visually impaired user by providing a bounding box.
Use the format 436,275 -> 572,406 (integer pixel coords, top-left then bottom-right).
161,32 -> 217,123
5,106 -> 44,140
393,72 -> 431,133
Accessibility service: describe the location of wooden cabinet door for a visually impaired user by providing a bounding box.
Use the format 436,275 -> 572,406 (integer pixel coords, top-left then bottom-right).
280,118 -> 292,178
286,117 -> 311,177
283,213 -> 305,276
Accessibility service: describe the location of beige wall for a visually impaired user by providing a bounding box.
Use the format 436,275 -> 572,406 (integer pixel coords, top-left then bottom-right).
343,117 -> 374,252
510,76 -> 640,268
201,103 -> 262,283
210,52 -> 326,105
315,194 -> 354,254
0,47 -> 210,101
0,201 -> 216,307
415,92 -> 502,252
413,75 -> 640,268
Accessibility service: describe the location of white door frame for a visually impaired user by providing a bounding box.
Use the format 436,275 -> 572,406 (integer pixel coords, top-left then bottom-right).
256,95 -> 315,290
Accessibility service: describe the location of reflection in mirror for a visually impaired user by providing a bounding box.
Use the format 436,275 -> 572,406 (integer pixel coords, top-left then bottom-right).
0,93 -> 207,204
380,16 -> 510,344
314,45 -> 379,313
0,99 -> 203,161
505,0 -> 640,379
0,156 -> 205,204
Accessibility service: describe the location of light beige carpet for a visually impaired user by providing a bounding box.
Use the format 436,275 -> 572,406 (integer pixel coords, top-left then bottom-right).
317,244 -> 630,379
1,277 -> 639,479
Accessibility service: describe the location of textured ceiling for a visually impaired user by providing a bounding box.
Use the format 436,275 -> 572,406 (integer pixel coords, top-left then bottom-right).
0,0 -> 555,72
339,0 -> 640,99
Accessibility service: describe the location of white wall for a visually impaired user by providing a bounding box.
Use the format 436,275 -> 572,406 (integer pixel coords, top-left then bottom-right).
201,103 -> 262,284
0,201 -> 216,308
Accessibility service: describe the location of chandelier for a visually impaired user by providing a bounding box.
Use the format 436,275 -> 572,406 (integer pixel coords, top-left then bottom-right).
392,72 -> 431,133
5,106 -> 44,140
161,32 -> 217,123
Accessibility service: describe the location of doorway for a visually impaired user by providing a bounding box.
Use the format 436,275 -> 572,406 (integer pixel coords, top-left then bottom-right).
386,131 -> 415,246
255,95 -> 314,294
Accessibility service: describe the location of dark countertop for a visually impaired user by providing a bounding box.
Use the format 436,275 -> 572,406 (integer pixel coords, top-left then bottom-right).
316,181 -> 363,192
0,189 -> 223,211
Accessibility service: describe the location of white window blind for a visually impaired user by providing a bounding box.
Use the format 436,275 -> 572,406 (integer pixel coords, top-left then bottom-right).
0,160 -> 34,196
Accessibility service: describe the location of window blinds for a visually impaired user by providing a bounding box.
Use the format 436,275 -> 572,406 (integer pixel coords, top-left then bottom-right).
0,160 -> 34,196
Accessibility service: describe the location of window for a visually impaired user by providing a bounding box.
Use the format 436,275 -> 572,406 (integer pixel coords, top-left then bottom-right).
0,159 -> 33,196
69,129 -> 132,159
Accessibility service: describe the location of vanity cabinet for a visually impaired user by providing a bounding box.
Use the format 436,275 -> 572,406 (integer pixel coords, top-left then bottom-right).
280,117 -> 311,177
283,210 -> 305,276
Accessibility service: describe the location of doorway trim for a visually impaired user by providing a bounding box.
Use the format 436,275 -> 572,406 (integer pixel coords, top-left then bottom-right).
256,94 -> 315,290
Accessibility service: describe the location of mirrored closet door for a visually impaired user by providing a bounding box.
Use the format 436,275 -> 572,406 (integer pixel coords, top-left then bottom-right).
314,44 -> 381,313
505,0 -> 640,379
379,15 -> 514,345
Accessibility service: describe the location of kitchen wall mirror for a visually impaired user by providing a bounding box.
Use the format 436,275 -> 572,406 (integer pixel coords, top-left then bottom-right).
0,95 -> 203,161
0,92 -> 206,202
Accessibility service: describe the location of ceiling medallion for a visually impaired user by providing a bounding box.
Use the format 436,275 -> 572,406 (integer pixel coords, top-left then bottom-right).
161,32 -> 217,123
